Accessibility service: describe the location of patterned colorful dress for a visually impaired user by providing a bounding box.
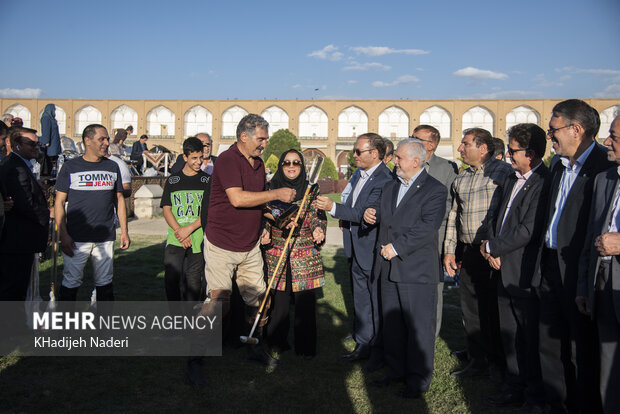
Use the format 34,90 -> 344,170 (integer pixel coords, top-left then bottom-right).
264,196 -> 326,292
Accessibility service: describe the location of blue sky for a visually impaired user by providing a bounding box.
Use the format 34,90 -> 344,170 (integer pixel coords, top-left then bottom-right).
1,0 -> 619,100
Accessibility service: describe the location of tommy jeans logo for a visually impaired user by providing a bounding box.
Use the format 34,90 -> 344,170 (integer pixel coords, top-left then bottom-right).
69,171 -> 117,191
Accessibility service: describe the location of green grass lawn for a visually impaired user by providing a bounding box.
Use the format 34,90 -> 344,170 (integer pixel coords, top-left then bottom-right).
0,235 -> 510,413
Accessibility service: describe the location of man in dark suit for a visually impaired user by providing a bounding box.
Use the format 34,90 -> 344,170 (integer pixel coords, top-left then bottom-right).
363,138 -> 447,398
538,99 -> 614,413
0,127 -> 49,301
316,133 -> 393,361
577,114 -> 620,414
130,134 -> 150,169
481,123 -> 549,412
412,124 -> 458,337
170,133 -> 218,175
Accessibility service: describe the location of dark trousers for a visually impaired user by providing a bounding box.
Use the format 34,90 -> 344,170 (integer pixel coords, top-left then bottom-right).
595,261 -> 620,414
497,279 -> 544,405
351,255 -> 379,346
164,244 -> 204,302
266,264 -> 317,356
457,242 -> 504,367
0,252 -> 35,301
382,276 -> 437,392
539,248 -> 601,413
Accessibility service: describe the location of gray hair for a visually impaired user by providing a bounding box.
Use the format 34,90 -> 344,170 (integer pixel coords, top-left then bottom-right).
195,132 -> 212,143
397,138 -> 426,162
236,114 -> 269,141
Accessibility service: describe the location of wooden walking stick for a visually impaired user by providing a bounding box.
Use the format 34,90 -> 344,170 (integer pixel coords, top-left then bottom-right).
240,156 -> 324,345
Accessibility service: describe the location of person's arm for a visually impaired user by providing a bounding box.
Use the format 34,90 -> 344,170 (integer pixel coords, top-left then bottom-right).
54,190 -> 75,256
162,205 -> 193,248
225,186 -> 295,208
115,192 -> 130,250
443,182 -> 459,277
392,186 -> 447,258
487,183 -> 544,257
3,165 -> 47,227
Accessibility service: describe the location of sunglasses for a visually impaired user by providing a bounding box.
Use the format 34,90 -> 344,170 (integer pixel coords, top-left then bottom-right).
282,159 -> 302,167
354,148 -> 373,156
21,139 -> 41,147
506,147 -> 527,157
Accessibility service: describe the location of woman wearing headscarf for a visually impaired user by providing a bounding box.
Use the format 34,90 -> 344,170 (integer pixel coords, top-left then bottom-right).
40,103 -> 61,174
261,149 -> 326,358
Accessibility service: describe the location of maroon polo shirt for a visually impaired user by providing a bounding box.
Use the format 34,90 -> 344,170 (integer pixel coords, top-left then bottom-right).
206,142 -> 266,252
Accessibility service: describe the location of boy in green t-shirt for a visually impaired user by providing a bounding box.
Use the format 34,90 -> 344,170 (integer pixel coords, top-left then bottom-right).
161,137 -> 211,302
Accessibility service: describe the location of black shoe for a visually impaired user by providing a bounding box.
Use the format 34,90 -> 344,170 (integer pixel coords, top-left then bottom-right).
450,360 -> 488,378
247,344 -> 279,368
514,402 -> 545,414
185,359 -> 208,388
370,375 -> 404,388
395,386 -> 421,399
484,391 -> 523,407
450,349 -> 469,363
342,344 -> 370,361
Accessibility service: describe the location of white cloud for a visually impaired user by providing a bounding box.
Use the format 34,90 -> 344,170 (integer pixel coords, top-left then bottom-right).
0,88 -> 42,98
351,46 -> 429,56
291,84 -> 302,89
347,80 -> 357,84
453,67 -> 508,80
308,45 -> 343,61
472,90 -> 542,99
594,84 -> 620,98
372,75 -> 419,88
342,61 -> 391,71
556,67 -> 620,82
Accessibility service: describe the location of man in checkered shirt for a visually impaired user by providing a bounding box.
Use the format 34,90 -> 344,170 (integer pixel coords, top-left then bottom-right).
443,127 -> 513,379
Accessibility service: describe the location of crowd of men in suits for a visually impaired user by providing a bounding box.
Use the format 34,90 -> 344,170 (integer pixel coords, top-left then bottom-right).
316,99 -> 620,413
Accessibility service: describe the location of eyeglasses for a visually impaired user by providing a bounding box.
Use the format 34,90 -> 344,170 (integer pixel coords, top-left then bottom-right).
21,139 -> 41,147
354,148 -> 373,156
203,144 -> 211,148
282,159 -> 302,167
546,124 -> 573,137
506,147 -> 527,157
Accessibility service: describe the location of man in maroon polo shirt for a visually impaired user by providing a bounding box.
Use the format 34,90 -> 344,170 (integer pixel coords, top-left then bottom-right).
194,114 -> 295,375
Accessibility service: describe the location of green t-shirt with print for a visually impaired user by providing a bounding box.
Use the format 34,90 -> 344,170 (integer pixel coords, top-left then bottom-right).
160,171 -> 211,253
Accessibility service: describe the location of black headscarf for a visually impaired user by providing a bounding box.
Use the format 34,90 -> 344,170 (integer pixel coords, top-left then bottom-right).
269,149 -> 307,202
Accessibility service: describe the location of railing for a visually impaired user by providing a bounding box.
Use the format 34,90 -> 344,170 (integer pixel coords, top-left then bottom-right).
147,135 -> 175,139
299,136 -> 328,140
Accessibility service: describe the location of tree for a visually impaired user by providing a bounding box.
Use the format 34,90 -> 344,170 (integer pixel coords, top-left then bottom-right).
262,129 -> 301,161
347,149 -> 358,176
265,154 -> 279,174
319,157 -> 339,180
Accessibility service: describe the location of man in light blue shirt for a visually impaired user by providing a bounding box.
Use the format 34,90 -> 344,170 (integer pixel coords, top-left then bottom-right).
538,99 -> 614,413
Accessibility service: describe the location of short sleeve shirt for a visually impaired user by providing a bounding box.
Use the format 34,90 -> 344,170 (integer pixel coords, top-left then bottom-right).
55,157 -> 123,242
206,143 -> 265,252
160,171 -> 211,253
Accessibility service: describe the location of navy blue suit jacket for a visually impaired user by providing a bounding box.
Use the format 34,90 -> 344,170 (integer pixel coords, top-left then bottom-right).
373,170 -> 447,284
488,164 -> 549,297
334,162 -> 393,271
